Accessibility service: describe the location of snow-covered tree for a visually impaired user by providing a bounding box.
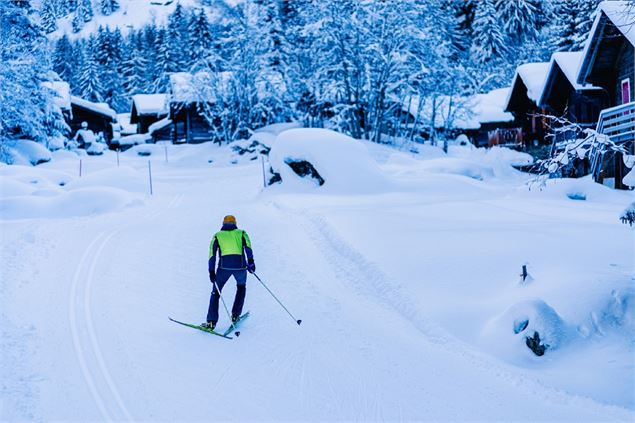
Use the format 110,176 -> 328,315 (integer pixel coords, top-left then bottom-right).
188,8 -> 214,69
572,0 -> 601,50
53,34 -> 75,83
78,0 -> 93,23
40,0 -> 58,33
471,0 -> 507,63
79,36 -> 104,102
0,0 -> 67,154
100,0 -> 119,16
495,0 -> 540,44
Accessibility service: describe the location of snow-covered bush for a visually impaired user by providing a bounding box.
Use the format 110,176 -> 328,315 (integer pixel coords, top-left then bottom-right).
620,202 -> 635,226
482,299 -> 568,359
8,140 -> 52,166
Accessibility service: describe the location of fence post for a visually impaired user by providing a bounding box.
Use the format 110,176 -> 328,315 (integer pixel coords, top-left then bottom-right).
79,159 -> 82,178
148,160 -> 153,195
261,155 -> 266,188
116,148 -> 120,167
164,142 -> 168,163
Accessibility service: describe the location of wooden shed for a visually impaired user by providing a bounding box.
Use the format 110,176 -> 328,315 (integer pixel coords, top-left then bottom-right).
130,94 -> 168,134
69,96 -> 118,145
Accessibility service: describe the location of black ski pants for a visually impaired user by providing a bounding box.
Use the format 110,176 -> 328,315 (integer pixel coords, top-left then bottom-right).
207,268 -> 247,324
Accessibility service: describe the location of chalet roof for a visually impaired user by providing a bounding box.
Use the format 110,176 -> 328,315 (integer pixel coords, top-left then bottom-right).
43,80 -> 71,111
169,72 -> 233,103
132,94 -> 168,116
538,52 -> 601,107
504,63 -> 550,113
404,87 -> 514,131
70,96 -> 117,120
578,1 -> 635,85
149,117 -> 172,134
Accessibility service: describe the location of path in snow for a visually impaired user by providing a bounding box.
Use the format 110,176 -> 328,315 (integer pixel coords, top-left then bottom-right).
1,160 -> 633,421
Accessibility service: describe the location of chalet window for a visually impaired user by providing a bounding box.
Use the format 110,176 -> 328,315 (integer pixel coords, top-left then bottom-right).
622,78 -> 631,104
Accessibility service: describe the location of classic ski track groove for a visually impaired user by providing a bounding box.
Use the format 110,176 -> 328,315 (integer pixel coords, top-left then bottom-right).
68,193 -> 184,421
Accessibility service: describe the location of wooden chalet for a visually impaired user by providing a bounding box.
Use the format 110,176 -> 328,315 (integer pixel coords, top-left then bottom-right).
69,96 -> 118,144
130,94 -> 168,134
503,62 -> 551,148
577,0 -> 635,189
168,72 -> 231,144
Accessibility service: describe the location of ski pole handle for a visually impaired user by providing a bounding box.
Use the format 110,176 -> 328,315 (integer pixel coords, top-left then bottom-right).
252,272 -> 302,326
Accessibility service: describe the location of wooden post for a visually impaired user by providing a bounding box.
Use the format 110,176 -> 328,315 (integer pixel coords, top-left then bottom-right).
261,155 -> 267,188
521,265 -> 528,282
148,160 -> 153,195
79,159 -> 82,178
116,148 -> 120,167
164,142 -> 168,163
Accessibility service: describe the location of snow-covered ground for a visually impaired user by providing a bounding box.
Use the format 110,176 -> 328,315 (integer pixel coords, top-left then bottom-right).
1,130 -> 633,421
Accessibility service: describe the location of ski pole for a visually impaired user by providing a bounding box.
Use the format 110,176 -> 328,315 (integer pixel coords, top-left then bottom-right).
213,282 -> 237,333
252,272 -> 302,325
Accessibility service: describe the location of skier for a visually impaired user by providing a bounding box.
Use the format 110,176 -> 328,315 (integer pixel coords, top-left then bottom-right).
202,215 -> 256,330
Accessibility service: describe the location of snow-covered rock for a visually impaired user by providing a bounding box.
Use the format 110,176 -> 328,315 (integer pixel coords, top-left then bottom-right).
268,128 -> 391,193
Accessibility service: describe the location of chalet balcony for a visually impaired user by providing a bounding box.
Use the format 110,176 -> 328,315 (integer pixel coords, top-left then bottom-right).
597,101 -> 635,144
591,101 -> 635,189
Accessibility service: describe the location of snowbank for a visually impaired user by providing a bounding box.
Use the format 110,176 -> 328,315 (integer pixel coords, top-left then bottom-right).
0,187 -> 142,219
268,128 -> 391,193
8,141 -> 52,166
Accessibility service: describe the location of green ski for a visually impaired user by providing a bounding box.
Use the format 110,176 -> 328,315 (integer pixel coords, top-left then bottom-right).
169,317 -> 233,339
223,311 -> 250,337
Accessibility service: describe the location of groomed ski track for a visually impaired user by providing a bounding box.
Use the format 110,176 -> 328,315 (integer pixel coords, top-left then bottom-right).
1,162 -> 632,421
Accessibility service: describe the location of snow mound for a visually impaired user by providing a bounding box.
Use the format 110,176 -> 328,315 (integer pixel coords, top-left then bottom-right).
0,187 -> 142,220
8,141 -> 52,166
65,167 -> 151,194
482,299 -> 569,361
268,128 -> 391,193
416,157 -> 495,181
524,176 -> 629,203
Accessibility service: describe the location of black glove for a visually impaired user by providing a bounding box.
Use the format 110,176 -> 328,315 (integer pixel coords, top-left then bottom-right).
209,271 -> 216,283
247,261 -> 256,273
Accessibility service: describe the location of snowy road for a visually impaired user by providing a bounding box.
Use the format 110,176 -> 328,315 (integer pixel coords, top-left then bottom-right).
2,146 -> 633,422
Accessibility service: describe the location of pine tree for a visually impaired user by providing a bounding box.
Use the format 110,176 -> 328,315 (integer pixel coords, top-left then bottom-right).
165,3 -> 191,70
122,33 -> 149,95
471,0 -> 507,63
77,0 -> 93,22
189,8 -> 214,69
100,0 -> 119,16
495,0 -> 540,45
53,35 -> 74,83
71,9 -> 83,32
550,0 -> 580,52
40,0 -> 58,33
79,37 -> 104,102
572,0 -> 600,50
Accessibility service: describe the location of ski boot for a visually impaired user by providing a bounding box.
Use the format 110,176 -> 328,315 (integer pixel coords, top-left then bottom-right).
201,321 -> 216,330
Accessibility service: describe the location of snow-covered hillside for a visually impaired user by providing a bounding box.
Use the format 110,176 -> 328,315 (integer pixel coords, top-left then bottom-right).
2,129 -> 633,421
45,0 -> 231,39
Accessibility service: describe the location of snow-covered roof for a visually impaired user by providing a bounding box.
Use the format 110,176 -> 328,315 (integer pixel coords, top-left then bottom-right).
43,81 -> 71,111
132,94 -> 168,115
473,88 -> 515,124
70,96 -> 117,120
169,72 -> 233,103
117,113 -> 137,135
538,52 -> 601,106
503,62 -> 550,112
148,117 -> 172,134
599,1 -> 635,46
404,88 -> 513,131
578,1 -> 635,84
